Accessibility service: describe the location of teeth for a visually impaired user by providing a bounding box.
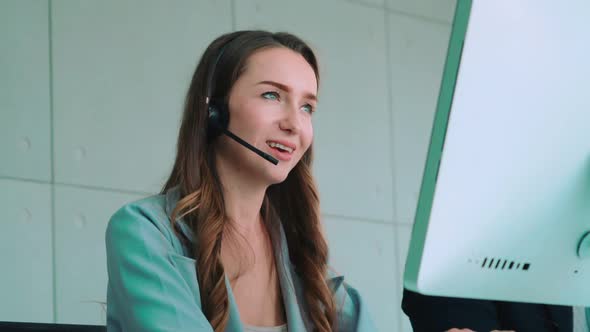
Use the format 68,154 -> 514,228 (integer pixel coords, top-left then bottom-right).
268,141 -> 293,153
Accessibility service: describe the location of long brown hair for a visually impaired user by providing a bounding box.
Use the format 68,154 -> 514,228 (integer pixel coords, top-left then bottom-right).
162,30 -> 335,331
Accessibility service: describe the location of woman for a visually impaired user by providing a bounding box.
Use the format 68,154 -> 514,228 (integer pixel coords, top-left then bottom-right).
105,30 -> 375,332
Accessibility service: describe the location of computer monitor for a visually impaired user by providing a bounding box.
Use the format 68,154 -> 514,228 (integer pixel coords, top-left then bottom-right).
404,0 -> 590,306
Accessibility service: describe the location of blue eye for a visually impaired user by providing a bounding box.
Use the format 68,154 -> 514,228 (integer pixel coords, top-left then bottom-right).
301,104 -> 315,114
262,91 -> 280,100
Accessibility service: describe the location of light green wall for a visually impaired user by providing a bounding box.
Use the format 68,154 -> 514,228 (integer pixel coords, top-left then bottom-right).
0,0 -> 454,330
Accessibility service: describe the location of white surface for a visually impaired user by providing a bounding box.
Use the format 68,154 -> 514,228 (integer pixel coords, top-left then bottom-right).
412,0 -> 590,306
52,0 -> 232,193
0,179 -> 53,322
388,0 -> 457,22
0,0 -> 51,181
54,185 -> 142,324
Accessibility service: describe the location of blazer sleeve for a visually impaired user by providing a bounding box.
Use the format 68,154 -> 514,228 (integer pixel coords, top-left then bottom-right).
105,204 -> 213,332
402,288 -> 500,332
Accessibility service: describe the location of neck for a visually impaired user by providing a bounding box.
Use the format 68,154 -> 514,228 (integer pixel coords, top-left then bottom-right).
215,155 -> 268,234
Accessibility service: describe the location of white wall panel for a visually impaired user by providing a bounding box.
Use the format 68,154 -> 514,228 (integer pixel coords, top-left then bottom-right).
52,0 -> 232,193
389,14 -> 451,224
0,0 -> 51,181
0,179 -> 53,322
54,185 -> 143,324
388,0 -> 456,23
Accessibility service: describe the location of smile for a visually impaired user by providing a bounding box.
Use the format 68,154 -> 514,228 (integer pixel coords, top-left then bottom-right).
266,141 -> 294,153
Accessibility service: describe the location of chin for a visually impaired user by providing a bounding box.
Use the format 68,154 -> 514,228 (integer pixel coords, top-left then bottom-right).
265,169 -> 290,185
268,174 -> 288,185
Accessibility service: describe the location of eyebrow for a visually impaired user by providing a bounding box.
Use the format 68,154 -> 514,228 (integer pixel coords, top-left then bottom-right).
256,80 -> 317,102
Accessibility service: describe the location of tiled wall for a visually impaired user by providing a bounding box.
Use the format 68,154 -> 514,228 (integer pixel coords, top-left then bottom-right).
0,0 -> 454,330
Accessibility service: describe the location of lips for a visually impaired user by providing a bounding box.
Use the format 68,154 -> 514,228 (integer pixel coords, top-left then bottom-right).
266,140 -> 296,161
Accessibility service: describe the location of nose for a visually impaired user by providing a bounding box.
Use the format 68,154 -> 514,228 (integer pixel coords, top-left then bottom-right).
279,105 -> 302,134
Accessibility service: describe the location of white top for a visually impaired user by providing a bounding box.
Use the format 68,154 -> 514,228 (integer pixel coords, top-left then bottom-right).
243,324 -> 287,332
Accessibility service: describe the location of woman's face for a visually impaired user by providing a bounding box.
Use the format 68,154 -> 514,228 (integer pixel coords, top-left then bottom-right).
217,46 -> 317,185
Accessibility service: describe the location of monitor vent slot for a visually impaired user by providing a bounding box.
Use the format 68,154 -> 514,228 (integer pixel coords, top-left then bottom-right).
481,257 -> 530,271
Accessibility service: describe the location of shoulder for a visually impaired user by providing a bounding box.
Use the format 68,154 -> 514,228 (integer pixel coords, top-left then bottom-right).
105,189 -> 187,257
105,190 -> 212,331
107,193 -> 168,238
108,193 -> 168,230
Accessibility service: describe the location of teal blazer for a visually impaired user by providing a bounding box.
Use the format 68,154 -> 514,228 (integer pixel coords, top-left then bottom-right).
105,188 -> 376,331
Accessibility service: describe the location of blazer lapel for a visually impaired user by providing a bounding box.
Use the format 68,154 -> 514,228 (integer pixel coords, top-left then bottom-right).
225,276 -> 244,332
275,225 -> 310,331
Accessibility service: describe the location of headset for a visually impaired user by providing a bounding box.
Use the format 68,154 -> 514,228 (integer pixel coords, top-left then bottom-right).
204,37 -> 279,165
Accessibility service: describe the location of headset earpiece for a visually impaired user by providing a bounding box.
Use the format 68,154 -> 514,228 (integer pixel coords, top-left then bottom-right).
207,100 -> 229,140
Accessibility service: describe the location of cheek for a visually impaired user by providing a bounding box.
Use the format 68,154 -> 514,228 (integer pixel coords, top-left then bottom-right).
229,101 -> 264,131
300,122 -> 314,151
306,121 -> 314,143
